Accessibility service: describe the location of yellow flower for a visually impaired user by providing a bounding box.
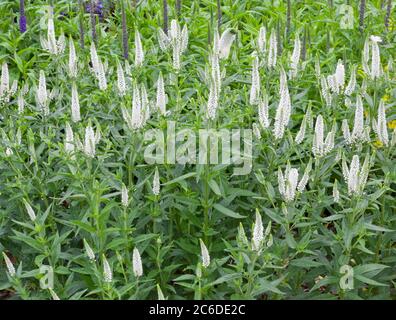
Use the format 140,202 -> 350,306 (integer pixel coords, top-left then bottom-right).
383,94 -> 390,102
373,140 -> 383,148
364,110 -> 369,118
389,19 -> 395,32
388,120 -> 396,130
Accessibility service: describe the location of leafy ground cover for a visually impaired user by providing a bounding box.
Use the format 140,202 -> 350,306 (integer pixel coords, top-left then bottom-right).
0,0 -> 395,300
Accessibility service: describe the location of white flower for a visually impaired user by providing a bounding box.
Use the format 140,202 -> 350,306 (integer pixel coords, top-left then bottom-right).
102,255 -> 112,283
324,122 -> 336,154
278,166 -> 301,202
249,52 -> 260,105
272,107 -> 285,139
5,147 -> 13,157
156,72 -> 166,115
90,43 -> 107,90
312,115 -> 324,157
362,37 -> 370,74
122,82 -> 147,130
121,183 -> 128,207
320,76 -> 332,107
289,35 -> 301,78
170,20 -> 180,42
37,70 -> 49,116
258,94 -> 270,128
334,59 -> 345,90
17,92 -> 25,114
83,239 -> 95,261
157,28 -> 170,51
129,82 -> 143,129
133,247 -> 143,277
273,68 -> 291,139
41,10 -> 65,55
68,38 -> 78,78
359,154 -> 370,194
369,35 -> 382,80
210,53 -> 221,92
97,60 -> 107,91
351,95 -> 364,142
344,65 -> 356,96
45,16 -> 57,53
347,155 -> 360,195
285,168 -> 299,202
152,167 -> 160,195
2,252 -> 16,277
165,20 -> 188,70
267,29 -> 277,68
64,122 -> 75,154
218,29 -> 235,59
90,43 -> 100,74
257,26 -> 266,54
23,200 -> 36,222
206,76 -> 218,120
10,80 -> 18,96
71,83 -> 80,122
370,35 -> 382,43
297,160 -> 311,192
295,113 -> 307,144
0,62 -> 9,98
251,209 -> 264,251
84,124 -> 99,157
134,31 -> 144,67
116,60 -> 126,97
342,119 -> 352,144
373,99 -> 388,146
57,33 -> 66,55
199,239 -> 210,268
333,180 -> 340,203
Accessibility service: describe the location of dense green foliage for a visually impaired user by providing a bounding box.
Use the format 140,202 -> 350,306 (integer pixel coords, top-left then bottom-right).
0,0 -> 395,300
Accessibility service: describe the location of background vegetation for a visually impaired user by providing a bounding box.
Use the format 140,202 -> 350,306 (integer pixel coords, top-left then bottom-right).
0,0 -> 395,300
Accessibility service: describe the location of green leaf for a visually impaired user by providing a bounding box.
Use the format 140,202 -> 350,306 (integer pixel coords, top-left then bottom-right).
354,274 -> 388,287
213,203 -> 246,219
291,258 -> 323,268
208,179 -> 222,196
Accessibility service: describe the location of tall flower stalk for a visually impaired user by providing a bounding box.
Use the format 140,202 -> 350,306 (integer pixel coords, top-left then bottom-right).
273,68 -> 291,139
41,8 -> 65,55
121,0 -> 128,60
78,0 -> 85,48
19,0 -> 27,33
90,0 -> 97,43
163,0 -> 168,35
359,0 -> 366,33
